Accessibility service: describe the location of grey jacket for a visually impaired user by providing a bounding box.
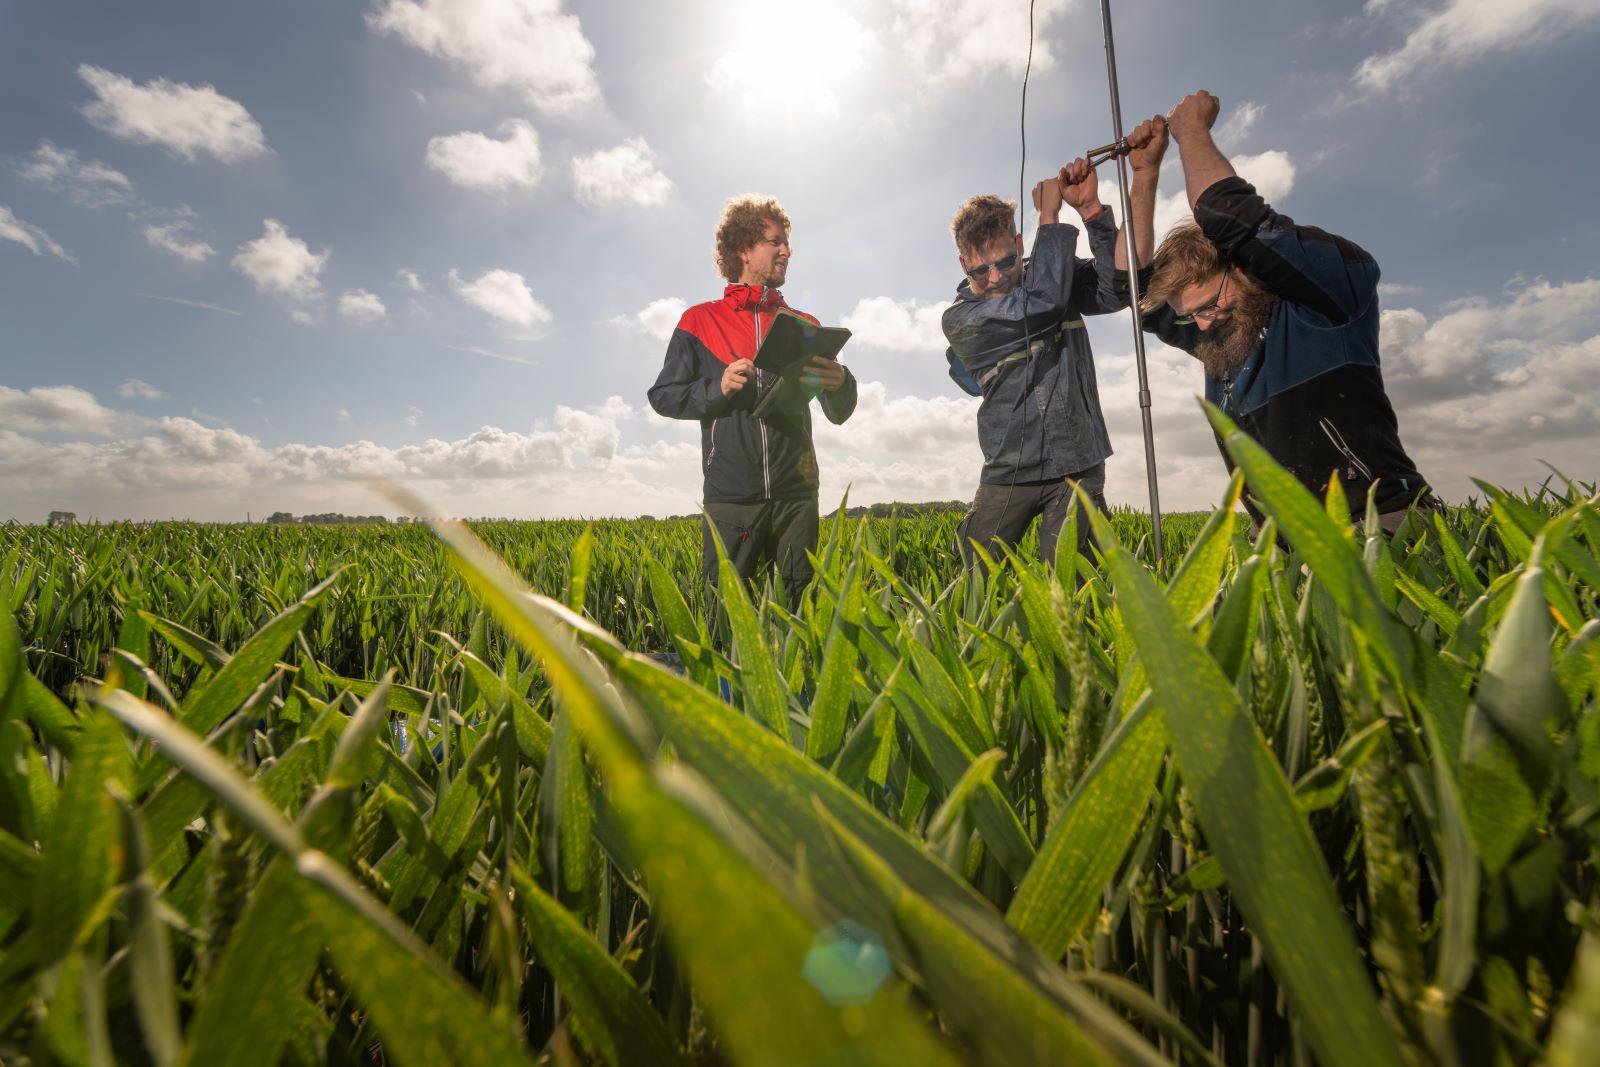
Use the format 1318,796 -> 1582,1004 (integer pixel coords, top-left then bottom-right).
942,213 -> 1126,484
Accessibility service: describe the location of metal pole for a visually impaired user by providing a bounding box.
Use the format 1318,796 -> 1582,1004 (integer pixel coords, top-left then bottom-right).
1098,0 -> 1164,565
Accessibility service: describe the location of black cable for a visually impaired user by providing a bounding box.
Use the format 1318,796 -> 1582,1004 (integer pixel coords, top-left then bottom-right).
989,0 -> 1046,556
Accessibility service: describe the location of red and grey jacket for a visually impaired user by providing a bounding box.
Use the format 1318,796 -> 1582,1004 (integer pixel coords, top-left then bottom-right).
648,284 -> 857,503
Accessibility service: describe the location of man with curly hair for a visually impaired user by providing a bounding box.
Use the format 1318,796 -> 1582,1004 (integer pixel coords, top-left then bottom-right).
649,195 -> 858,591
944,117 -> 1167,566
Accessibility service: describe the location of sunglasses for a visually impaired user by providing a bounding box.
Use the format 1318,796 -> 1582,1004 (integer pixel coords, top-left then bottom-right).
1172,274 -> 1230,326
964,252 -> 1019,282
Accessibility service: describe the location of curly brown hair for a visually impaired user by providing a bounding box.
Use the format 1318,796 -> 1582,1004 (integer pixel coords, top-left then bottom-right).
950,194 -> 1016,257
1140,221 -> 1224,313
714,195 -> 790,282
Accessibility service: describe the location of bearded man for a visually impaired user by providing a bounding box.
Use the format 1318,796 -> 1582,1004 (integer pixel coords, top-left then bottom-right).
648,195 -> 857,590
1142,91 -> 1433,532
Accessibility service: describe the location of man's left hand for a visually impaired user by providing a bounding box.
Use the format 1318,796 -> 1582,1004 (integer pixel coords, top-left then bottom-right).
799,356 -> 846,393
1126,115 -> 1168,175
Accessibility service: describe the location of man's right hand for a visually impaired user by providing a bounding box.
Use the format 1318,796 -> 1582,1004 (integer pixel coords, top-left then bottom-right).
721,358 -> 754,397
1031,177 -> 1064,224
1167,90 -> 1220,143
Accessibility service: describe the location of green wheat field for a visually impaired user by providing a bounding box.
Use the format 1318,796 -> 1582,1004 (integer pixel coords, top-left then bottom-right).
2,414 -> 1598,1066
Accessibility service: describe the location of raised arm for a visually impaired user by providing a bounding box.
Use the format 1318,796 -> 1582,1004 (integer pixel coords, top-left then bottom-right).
1170,92 -> 1378,325
1167,91 -> 1235,213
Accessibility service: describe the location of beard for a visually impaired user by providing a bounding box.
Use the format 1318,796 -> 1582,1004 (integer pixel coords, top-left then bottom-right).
1192,282 -> 1275,379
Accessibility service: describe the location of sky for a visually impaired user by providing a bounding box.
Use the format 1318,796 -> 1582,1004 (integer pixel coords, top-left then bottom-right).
3,0 -> 1599,522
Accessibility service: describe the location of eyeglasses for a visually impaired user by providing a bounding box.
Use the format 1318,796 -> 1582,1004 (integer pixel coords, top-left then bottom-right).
964,252 -> 1019,282
1172,274 -> 1230,326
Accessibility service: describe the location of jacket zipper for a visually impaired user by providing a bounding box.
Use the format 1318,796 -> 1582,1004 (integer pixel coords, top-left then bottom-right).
755,294 -> 771,499
1319,417 -> 1374,484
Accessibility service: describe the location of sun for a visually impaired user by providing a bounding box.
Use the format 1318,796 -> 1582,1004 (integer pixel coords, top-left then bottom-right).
707,1 -> 871,120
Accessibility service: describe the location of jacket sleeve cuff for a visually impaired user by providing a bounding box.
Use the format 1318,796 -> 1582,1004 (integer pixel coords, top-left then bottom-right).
700,377 -> 729,417
1034,221 -> 1082,258
1082,207 -> 1117,234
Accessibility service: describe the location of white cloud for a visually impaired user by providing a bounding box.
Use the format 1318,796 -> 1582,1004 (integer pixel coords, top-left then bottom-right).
0,385 -> 121,436
1378,282 -> 1425,298
232,219 -> 328,303
1355,0 -> 1600,93
619,297 -> 687,342
886,0 -> 1070,83
426,119 -> 544,191
17,140 -> 135,207
1235,150 -> 1297,203
116,378 -> 165,401
396,268 -> 426,292
1110,148 -> 1297,247
1376,276 -> 1600,498
841,296 -> 948,353
0,206 -> 75,263
337,408 -> 352,422
406,405 -> 423,427
450,267 -> 551,330
77,64 -> 267,162
339,288 -> 388,324
143,210 -> 216,262
367,0 -> 600,115
1216,102 -> 1264,148
1093,339 -> 1237,511
0,395 -> 706,520
571,138 -> 672,207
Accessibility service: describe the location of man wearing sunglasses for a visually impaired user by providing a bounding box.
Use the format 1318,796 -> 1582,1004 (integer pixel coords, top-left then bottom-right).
943,116 -> 1168,565
1141,91 -> 1433,533
648,195 -> 857,592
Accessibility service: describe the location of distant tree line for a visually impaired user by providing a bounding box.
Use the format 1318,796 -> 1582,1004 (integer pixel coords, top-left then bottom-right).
829,500 -> 969,519
265,512 -> 393,525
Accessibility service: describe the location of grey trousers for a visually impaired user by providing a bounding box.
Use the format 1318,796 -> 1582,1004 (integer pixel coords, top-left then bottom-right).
702,497 -> 820,590
956,463 -> 1108,566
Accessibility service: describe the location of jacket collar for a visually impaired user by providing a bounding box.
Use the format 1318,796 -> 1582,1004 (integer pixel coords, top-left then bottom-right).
723,283 -> 786,313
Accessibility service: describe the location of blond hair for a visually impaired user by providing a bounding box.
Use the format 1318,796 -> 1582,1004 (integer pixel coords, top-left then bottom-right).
1141,221 -> 1226,313
950,194 -> 1016,257
714,195 -> 790,282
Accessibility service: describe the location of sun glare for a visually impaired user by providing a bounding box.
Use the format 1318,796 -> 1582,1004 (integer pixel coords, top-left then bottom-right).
708,1 -> 870,119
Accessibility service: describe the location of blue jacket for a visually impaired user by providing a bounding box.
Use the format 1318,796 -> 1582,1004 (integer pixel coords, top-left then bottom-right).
942,212 -> 1126,484
1143,177 -> 1430,516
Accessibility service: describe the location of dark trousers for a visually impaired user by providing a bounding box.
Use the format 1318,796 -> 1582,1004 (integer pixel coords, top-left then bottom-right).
703,497 -> 820,590
956,463 -> 1107,565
